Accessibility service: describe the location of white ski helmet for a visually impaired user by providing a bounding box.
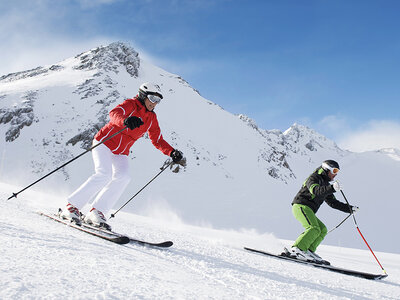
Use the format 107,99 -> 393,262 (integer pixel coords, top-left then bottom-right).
138,82 -> 163,103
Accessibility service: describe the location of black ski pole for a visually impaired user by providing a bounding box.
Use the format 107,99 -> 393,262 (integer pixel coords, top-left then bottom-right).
327,213 -> 352,234
7,127 -> 128,200
110,160 -> 173,219
340,190 -> 387,275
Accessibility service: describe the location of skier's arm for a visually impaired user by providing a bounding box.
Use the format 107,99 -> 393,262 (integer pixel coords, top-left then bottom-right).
325,195 -> 352,213
109,99 -> 135,127
148,115 -> 174,156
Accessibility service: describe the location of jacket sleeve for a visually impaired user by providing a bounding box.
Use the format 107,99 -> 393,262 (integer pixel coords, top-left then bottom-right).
305,174 -> 335,198
148,114 -> 174,156
325,195 -> 352,213
109,99 -> 135,127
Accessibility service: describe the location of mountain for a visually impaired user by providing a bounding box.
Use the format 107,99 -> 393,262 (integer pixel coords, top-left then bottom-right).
0,42 -> 399,253
0,182 -> 398,299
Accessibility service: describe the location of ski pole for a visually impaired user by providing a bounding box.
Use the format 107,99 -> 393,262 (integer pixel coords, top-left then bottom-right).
7,127 -> 128,200
328,213 -> 352,234
340,190 -> 388,275
110,160 -> 173,219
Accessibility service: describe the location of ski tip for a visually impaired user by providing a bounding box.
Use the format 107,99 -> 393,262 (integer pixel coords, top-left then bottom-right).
128,239 -> 174,248
376,273 -> 388,280
161,241 -> 173,247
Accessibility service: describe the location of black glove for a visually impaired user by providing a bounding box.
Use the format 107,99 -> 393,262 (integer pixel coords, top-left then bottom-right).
170,149 -> 183,163
124,116 -> 143,130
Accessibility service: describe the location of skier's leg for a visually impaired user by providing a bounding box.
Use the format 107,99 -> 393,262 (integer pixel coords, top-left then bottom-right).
308,217 -> 327,252
89,152 -> 131,215
292,204 -> 322,251
66,143 -> 113,209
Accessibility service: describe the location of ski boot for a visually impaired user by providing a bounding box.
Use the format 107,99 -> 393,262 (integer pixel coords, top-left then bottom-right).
59,203 -> 82,226
308,250 -> 330,265
289,247 -> 316,263
84,208 -> 112,231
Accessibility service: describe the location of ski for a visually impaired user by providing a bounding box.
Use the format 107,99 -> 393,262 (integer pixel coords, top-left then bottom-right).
244,247 -> 388,280
130,238 -> 173,248
39,212 -> 130,245
81,223 -> 173,248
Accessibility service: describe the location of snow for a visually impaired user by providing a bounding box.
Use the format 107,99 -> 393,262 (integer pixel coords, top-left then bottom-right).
0,59 -> 97,93
1,182 -> 399,299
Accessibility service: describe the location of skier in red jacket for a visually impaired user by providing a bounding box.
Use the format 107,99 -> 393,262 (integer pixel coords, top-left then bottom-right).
60,83 -> 184,229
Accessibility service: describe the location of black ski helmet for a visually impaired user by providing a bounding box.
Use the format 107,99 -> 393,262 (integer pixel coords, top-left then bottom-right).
321,160 -> 340,174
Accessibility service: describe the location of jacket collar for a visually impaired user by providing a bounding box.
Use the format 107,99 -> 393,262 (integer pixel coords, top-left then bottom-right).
316,167 -> 330,181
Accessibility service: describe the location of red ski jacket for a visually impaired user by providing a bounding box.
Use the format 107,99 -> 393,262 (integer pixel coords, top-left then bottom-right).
95,97 -> 174,156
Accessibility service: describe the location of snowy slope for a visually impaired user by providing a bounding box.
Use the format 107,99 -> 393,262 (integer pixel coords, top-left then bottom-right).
1,182 -> 399,299
0,42 -> 399,254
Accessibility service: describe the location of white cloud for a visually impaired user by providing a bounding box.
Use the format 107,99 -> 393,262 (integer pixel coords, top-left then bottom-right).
318,115 -> 348,132
0,1 -> 115,76
337,120 -> 400,152
308,114 -> 349,143
0,36 -> 114,76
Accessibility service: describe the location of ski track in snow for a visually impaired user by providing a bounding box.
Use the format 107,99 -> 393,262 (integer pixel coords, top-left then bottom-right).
1,184 -> 400,300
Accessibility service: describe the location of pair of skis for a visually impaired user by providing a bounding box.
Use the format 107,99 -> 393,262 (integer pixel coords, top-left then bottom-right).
40,212 -> 173,248
244,247 -> 388,280
39,212 -> 387,280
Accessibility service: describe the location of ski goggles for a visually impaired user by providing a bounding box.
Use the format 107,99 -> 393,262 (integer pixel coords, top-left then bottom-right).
322,163 -> 340,175
147,94 -> 162,104
330,167 -> 340,175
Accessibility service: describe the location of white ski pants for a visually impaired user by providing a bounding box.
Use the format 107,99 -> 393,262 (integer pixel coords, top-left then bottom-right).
67,142 -> 131,214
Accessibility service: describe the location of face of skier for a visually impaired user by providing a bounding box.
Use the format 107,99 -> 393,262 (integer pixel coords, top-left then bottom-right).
144,97 -> 157,111
327,170 -> 337,181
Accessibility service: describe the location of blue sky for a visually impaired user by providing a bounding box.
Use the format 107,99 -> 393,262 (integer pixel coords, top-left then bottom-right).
1,0 -> 400,151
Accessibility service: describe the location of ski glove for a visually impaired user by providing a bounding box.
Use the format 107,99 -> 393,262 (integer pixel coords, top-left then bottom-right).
332,181 -> 342,192
170,149 -> 183,163
350,206 -> 359,213
124,116 -> 144,130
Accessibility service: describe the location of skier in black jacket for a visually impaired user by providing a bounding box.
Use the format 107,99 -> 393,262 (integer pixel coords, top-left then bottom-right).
290,160 -> 358,264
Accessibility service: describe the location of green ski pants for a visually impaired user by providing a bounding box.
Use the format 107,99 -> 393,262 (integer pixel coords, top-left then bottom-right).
292,204 -> 327,252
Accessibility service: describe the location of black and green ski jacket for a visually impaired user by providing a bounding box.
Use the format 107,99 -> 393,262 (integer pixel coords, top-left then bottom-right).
292,167 -> 351,214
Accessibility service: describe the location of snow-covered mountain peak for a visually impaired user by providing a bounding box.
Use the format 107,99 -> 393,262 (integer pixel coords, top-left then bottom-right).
73,42 -> 140,77
283,123 -> 342,154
